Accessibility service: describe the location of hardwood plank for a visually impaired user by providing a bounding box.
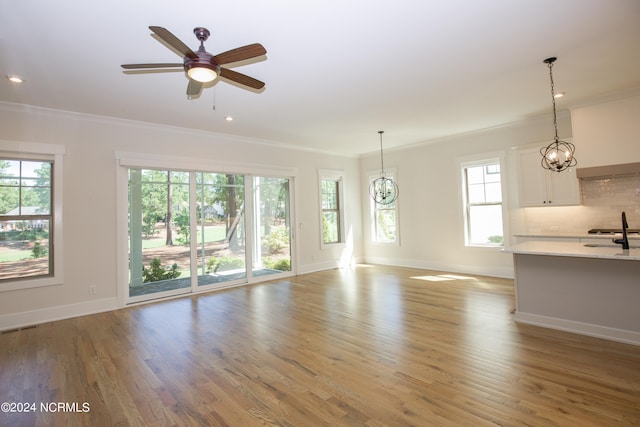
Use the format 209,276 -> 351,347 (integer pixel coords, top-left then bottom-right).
1,264 -> 639,426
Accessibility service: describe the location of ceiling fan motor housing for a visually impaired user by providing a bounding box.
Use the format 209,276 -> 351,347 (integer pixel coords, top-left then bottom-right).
184,27 -> 220,80
184,51 -> 220,75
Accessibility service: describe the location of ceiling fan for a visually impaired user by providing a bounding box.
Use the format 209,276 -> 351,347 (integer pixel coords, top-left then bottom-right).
121,26 -> 266,97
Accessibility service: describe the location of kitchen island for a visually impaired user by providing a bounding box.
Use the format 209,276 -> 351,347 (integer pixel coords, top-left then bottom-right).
505,241 -> 640,345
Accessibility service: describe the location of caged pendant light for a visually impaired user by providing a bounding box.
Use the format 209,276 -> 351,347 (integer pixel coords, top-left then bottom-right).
540,57 -> 576,172
369,131 -> 399,205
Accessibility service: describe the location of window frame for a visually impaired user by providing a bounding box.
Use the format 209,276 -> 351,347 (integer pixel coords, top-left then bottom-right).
318,169 -> 345,248
368,168 -> 399,245
459,153 -> 508,248
0,142 -> 64,291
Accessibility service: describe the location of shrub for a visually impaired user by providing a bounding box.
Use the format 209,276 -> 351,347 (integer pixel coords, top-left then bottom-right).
488,235 -> 504,245
263,257 -> 290,271
206,256 -> 244,274
142,258 -> 181,283
31,241 -> 48,258
262,226 -> 289,255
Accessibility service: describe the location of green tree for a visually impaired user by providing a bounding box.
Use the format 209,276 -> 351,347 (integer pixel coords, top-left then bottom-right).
0,160 -> 20,215
139,170 -> 189,244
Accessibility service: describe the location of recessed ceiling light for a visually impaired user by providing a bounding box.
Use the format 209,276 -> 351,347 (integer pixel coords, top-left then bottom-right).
6,75 -> 25,83
554,92 -> 565,99
225,116 -> 234,121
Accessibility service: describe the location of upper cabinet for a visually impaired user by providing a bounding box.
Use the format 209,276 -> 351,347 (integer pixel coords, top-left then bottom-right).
517,146 -> 580,207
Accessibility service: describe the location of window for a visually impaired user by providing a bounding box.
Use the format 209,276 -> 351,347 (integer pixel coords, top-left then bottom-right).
0,143 -> 64,290
369,170 -> 398,244
321,179 -> 341,244
318,170 -> 345,246
461,158 -> 504,246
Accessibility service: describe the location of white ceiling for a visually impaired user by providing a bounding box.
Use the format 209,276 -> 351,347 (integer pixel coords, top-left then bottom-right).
1,0 -> 639,156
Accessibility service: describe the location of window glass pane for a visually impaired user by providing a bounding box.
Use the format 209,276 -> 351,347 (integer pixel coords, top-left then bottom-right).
466,166 -> 485,184
485,182 -> 502,203
0,187 -> 19,215
322,211 -> 339,244
0,219 -> 51,280
468,204 -> 503,245
467,183 -> 486,204
321,180 -> 338,210
376,209 -> 396,242
21,186 -> 51,215
0,160 -> 20,182
196,173 -> 246,286
0,160 -> 52,215
128,168 -> 191,298
254,176 -> 291,275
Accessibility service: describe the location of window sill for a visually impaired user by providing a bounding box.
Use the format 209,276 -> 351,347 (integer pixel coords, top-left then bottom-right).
0,276 -> 63,292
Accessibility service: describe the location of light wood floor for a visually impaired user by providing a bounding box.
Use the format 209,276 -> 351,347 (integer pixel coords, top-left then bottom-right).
1,265 -> 639,426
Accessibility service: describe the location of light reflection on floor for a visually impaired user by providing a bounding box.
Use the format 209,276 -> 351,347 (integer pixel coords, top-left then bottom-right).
411,274 -> 476,281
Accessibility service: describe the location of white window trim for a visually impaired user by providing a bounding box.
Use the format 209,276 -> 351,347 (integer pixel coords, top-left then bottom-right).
368,168 -> 400,246
318,169 -> 345,249
0,141 -> 65,291
458,151 -> 509,249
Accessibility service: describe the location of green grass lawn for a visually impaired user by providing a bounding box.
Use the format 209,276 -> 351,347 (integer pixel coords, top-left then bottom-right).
142,225 -> 226,249
0,247 -> 32,262
0,225 -> 228,263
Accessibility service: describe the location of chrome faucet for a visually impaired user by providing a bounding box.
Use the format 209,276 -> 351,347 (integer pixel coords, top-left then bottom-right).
613,211 -> 630,249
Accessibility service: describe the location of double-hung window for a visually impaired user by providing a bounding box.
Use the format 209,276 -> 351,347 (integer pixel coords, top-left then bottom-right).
369,169 -> 398,244
461,157 -> 505,247
318,170 -> 344,246
0,143 -> 64,290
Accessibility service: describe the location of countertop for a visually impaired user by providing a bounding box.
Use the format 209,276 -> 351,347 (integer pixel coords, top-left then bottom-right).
504,240 -> 640,261
514,232 -> 640,240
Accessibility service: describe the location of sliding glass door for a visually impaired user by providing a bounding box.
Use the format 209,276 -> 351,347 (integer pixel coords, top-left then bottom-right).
252,176 -> 291,278
196,173 -> 246,286
127,168 -> 293,302
128,169 -> 191,298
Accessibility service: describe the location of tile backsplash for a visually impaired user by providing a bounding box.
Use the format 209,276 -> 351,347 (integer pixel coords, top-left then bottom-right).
518,174 -> 640,234
581,174 -> 640,207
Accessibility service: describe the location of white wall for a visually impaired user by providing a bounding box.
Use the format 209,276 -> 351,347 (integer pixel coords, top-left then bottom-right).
0,102 -> 362,329
359,115 -> 573,279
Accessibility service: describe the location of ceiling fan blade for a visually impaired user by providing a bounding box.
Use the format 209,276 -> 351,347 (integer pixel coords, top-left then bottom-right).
213,43 -> 266,65
219,68 -> 265,90
187,80 -> 204,97
121,63 -> 183,69
149,26 -> 197,59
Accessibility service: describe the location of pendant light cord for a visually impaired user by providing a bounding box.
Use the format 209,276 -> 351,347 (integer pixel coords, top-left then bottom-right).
378,131 -> 385,176
547,59 -> 560,143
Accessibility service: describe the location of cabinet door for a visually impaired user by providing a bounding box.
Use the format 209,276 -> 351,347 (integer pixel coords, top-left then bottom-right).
518,148 -> 549,206
546,168 -> 580,206
517,146 -> 580,207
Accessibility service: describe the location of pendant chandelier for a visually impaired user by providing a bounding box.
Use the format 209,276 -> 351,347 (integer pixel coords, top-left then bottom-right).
369,131 -> 399,205
540,57 -> 576,172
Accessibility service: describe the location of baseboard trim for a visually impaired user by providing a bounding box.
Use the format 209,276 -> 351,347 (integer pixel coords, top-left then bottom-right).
363,256 -> 514,279
514,311 -> 640,346
0,297 -> 119,332
297,257 -> 365,275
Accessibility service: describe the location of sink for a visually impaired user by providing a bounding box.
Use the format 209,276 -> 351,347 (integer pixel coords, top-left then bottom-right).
584,243 -> 640,249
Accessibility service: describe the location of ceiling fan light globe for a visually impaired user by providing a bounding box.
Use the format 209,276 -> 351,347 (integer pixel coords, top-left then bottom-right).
187,67 -> 217,83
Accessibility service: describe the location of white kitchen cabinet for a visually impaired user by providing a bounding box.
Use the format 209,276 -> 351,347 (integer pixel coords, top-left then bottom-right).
517,146 -> 580,207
